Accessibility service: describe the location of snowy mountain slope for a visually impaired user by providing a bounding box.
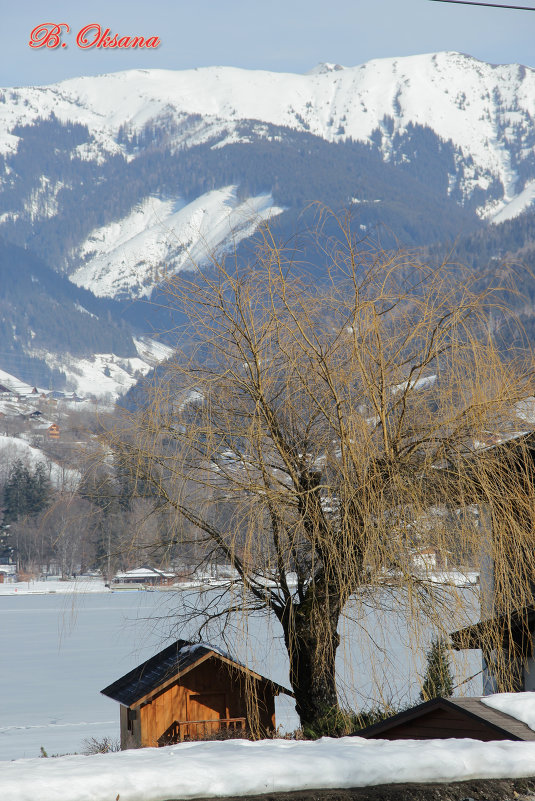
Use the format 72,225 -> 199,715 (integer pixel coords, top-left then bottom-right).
0,237 -> 173,398
1,52 -> 535,218
33,336 -> 174,399
0,436 -> 79,490
0,335 -> 172,401
0,367 -> 46,396
70,187 -> 284,299
492,179 -> 535,224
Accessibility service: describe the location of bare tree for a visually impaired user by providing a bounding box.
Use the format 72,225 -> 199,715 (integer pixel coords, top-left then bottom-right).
107,215 -> 535,733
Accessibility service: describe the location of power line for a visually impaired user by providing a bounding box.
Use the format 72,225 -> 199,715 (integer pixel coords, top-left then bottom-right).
429,0 -> 535,10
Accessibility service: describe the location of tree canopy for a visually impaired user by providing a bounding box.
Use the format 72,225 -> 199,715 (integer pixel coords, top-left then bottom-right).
108,214 -> 535,732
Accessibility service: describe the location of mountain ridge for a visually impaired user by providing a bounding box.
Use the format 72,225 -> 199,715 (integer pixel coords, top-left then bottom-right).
2,50 -> 534,220
2,51 -> 535,395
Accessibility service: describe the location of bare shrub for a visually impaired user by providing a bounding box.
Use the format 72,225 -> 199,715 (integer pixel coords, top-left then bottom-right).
82,736 -> 121,755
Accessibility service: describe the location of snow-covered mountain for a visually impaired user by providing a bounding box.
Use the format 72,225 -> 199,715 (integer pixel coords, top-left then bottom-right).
0,237 -> 173,398
1,52 -> 533,302
1,51 -> 535,393
2,52 -> 534,214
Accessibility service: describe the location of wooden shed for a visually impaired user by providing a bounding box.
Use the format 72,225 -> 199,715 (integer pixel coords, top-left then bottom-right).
101,640 -> 293,749
357,696 -> 535,741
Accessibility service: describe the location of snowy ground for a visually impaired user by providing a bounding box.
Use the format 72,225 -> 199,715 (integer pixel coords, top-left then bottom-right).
4,735 -> 535,801
0,576 -> 111,595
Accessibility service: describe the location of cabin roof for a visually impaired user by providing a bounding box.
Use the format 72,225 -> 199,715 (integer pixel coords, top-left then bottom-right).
358,696 -> 535,741
450,605 -> 535,650
101,639 -> 293,707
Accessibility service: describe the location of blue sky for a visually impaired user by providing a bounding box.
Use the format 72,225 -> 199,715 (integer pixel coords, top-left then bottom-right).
2,0 -> 535,86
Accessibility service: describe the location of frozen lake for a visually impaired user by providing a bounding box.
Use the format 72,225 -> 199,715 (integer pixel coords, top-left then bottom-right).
0,586 -> 481,761
0,589 -> 298,761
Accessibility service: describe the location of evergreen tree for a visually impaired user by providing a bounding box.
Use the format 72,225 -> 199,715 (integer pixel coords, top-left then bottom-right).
420,636 -> 455,701
3,460 -> 52,523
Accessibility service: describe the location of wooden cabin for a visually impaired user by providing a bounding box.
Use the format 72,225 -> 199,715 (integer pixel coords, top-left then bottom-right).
358,696 -> 535,741
101,640 -> 293,749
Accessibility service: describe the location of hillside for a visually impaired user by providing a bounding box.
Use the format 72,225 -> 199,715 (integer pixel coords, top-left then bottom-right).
0,237 -> 172,394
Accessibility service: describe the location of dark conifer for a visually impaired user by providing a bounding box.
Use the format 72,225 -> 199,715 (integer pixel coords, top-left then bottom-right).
420,636 -> 454,702
3,459 -> 51,523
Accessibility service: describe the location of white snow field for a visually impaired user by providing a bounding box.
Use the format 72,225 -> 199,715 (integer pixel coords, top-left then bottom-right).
4,735 -> 535,801
37,336 -> 174,399
0,337 -> 173,401
0,576 -> 110,596
70,188 -> 284,299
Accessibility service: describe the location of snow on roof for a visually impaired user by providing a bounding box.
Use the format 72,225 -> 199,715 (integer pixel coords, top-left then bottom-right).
113,566 -> 173,580
4,735 -> 535,801
482,692 -> 535,732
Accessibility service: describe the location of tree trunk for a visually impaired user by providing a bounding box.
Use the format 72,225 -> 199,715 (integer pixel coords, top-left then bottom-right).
279,592 -> 342,735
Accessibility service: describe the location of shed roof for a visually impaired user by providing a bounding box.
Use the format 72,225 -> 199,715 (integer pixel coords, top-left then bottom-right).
101,640 -> 293,707
450,605 -> 535,651
357,696 -> 535,741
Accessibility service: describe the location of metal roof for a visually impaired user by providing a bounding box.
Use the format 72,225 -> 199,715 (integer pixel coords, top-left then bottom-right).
101,639 -> 292,707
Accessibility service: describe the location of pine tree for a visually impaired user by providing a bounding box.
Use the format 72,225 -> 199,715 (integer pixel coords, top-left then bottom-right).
420,636 -> 454,701
3,460 -> 51,523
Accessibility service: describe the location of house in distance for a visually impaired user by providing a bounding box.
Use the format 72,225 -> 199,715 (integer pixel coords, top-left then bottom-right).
101,640 -> 293,749
111,566 -> 176,587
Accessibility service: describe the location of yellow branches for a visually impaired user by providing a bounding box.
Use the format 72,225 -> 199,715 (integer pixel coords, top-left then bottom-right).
106,210 -> 535,712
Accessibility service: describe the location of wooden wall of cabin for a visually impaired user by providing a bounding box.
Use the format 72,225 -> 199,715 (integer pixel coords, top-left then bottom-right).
135,657 -> 276,747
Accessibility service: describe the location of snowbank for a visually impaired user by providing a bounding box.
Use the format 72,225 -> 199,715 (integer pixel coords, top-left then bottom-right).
3,736 -> 535,801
